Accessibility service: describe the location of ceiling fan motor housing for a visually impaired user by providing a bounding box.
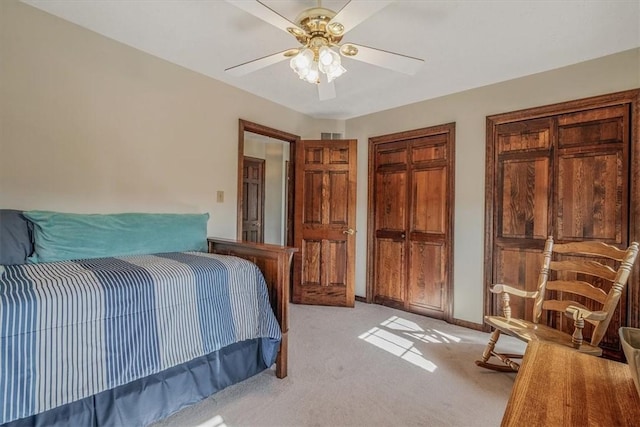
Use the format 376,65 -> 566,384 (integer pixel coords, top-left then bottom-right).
291,7 -> 344,48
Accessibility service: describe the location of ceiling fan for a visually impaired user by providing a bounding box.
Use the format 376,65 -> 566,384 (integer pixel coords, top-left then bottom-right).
225,0 -> 424,101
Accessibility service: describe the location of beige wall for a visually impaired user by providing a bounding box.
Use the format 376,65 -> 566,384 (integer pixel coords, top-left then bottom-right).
346,48 -> 640,324
0,0 -> 343,240
2,1 -> 639,324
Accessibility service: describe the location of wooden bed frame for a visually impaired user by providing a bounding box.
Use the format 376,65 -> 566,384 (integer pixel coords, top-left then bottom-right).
207,238 -> 296,379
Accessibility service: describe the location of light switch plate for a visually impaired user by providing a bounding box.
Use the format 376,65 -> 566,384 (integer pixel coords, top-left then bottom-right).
216,191 -> 224,203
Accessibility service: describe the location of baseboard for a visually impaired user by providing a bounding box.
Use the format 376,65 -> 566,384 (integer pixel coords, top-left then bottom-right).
355,295 -> 367,303
452,317 -> 485,331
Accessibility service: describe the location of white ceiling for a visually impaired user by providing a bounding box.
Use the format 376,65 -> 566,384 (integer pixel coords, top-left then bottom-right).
23,0 -> 640,120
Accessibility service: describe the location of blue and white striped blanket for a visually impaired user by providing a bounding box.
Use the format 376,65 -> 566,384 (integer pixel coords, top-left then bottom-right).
0,252 -> 281,424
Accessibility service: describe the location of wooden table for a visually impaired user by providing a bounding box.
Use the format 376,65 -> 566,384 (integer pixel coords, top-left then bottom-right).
502,341 -> 640,426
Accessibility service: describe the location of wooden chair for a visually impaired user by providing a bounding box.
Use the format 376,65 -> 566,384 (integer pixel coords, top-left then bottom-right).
476,236 -> 639,372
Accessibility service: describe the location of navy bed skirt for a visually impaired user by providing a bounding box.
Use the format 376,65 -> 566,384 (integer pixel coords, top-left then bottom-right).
3,337 -> 279,427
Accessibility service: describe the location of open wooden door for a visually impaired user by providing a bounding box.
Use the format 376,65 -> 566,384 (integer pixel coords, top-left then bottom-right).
293,139 -> 357,307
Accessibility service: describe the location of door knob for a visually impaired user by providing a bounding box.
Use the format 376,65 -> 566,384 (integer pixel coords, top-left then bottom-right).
343,228 -> 355,235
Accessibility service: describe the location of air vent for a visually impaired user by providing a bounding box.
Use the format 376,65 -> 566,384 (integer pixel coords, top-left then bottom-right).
321,132 -> 343,140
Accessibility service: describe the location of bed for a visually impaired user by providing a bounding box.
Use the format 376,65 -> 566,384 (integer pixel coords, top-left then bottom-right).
0,210 -> 295,426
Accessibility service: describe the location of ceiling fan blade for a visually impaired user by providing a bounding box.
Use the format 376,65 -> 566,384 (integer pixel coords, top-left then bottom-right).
318,80 -> 336,101
226,0 -> 304,35
328,0 -> 394,36
225,49 -> 292,76
341,43 -> 424,75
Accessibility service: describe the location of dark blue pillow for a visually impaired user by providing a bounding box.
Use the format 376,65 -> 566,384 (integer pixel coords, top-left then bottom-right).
0,209 -> 34,265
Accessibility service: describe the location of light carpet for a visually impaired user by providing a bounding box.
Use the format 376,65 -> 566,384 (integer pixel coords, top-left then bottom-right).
153,302 -> 525,427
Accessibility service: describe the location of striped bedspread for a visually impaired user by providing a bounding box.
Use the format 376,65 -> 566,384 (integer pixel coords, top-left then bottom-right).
0,252 -> 281,424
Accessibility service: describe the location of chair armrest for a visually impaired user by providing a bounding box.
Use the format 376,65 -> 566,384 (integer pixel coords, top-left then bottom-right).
565,306 -> 607,322
490,284 -> 538,299
490,284 -> 538,320
564,306 -> 608,349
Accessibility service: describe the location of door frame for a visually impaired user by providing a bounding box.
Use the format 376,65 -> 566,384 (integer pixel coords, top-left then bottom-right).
366,123 -> 456,322
237,119 -> 300,246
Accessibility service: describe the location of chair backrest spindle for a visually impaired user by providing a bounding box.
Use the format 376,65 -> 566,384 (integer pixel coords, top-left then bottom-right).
532,237 -> 554,324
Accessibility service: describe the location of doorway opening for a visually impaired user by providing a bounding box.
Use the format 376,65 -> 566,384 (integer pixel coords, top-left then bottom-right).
237,120 -> 300,246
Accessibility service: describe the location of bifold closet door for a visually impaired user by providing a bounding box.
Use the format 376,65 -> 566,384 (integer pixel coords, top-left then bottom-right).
370,124 -> 454,320
486,94 -> 634,359
491,117 -> 554,321
373,141 -> 408,305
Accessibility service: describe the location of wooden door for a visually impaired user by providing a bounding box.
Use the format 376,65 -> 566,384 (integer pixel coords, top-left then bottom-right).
486,92 -> 637,360
293,139 -> 357,307
242,156 -> 265,243
369,124 -> 455,320
554,106 -> 629,245
491,118 -> 554,320
408,135 -> 451,316
553,105 -> 629,352
372,140 -> 408,305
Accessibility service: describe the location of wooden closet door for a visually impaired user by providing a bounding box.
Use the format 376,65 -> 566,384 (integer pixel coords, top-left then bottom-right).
370,124 -> 454,320
486,92 -> 637,360
492,118 -> 554,321
372,141 -> 408,305
408,136 -> 450,315
552,105 -> 629,353
555,106 -> 629,244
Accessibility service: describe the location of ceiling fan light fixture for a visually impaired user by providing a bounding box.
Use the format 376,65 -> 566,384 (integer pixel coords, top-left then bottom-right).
303,62 -> 320,84
290,48 -> 314,70
318,46 -> 335,66
325,63 -> 346,83
291,45 -> 346,85
318,46 -> 345,82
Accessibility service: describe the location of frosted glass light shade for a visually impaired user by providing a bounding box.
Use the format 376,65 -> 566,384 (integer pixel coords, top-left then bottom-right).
290,46 -> 346,85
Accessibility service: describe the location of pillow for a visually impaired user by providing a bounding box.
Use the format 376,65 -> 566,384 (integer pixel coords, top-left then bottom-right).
24,211 -> 209,263
0,209 -> 34,265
